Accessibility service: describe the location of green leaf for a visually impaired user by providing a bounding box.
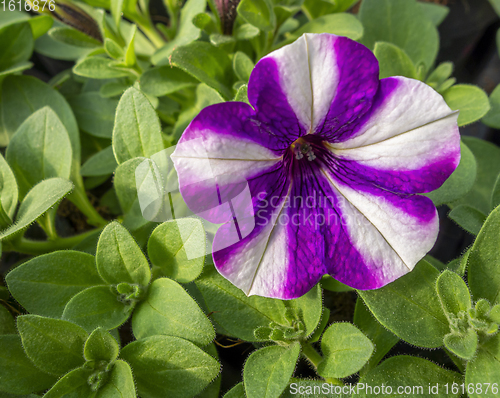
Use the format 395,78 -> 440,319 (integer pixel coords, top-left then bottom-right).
0,75 -> 80,166
68,92 -> 118,138
0,22 -> 33,73
124,24 -> 137,67
84,327 -> 120,362
436,270 -> 471,318
74,56 -> 132,79
224,383 -> 245,398
359,356 -> 462,397
286,284 -> 322,338
0,335 -> 57,395
196,266 -> 288,342
43,366 -> 93,398
483,83 -> 500,128
234,23 -> 260,40
81,146 -> 118,177
62,285 -> 135,332
425,141 -> 477,206
5,250 -> 103,318
98,360 -> 137,398
0,305 -> 15,335
140,66 -> 198,97
359,0 -> 438,69
49,26 -> 102,48
0,178 -> 73,241
443,84 -> 490,126
468,205 -> 500,305
318,323 -> 373,378
100,80 -> 131,97
6,107 -> 72,199
307,307 -> 330,344
0,153 -> 18,224
17,315 -> 88,376
321,275 -> 354,292
28,14 -> 54,39
466,333 -> 500,397
243,343 -> 300,398
492,173 -> 500,210
132,278 -> 215,346
233,51 -> 254,82
0,61 -> 33,78
96,221 -> 151,286
105,38 -> 125,59
237,0 -> 276,32
354,298 -> 399,375
120,335 -> 220,398
112,87 -> 164,164
448,205 -> 487,236
147,219 -> 206,283
286,13 -> 363,43
359,260 -> 449,348
234,84 -> 249,104
170,41 -> 234,99
444,329 -> 478,360
418,2 -> 449,26
373,42 -> 416,79
151,0 -> 207,65
427,62 -> 454,87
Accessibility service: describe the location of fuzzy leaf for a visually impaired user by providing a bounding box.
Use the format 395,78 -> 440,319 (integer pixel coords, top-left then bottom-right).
444,329 -> 478,360
84,327 -> 120,362
436,270 -> 471,317
466,333 -> 500,397
74,56 -> 131,79
140,66 -> 197,97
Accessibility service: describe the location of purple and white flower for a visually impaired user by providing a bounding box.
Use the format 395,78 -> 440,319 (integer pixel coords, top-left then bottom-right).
172,33 -> 460,299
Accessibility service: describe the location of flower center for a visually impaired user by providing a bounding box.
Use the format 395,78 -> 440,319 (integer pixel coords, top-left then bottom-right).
291,137 -> 316,161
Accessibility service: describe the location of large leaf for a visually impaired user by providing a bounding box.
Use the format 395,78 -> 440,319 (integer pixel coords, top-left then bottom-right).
68,92 -> 118,138
0,75 -> 80,165
359,0 -> 438,69
0,178 -> 73,241
6,107 -> 72,199
132,278 -> 215,346
0,335 -> 57,395
466,333 -> 500,398
373,42 -> 417,79
6,250 -> 103,318
0,22 -> 34,73
359,260 -> 448,348
468,205 -> 500,305
243,343 -> 300,398
120,335 -> 220,398
17,315 -> 88,376
443,84 -> 490,126
81,146 -> 118,176
140,66 -> 198,97
112,87 -> 164,164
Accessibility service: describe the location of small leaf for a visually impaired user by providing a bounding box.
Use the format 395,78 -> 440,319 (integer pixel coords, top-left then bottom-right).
234,84 -> 249,104
120,335 -> 220,398
286,284 -> 322,338
224,382 -> 245,398
318,323 -> 374,378
68,92 -> 118,138
17,315 -> 88,376
0,153 -> 18,224
237,0 -> 276,32
81,146 -> 118,177
96,221 -> 151,286
170,41 -> 234,99
444,329 -> 478,360
373,42 -> 416,79
6,107 -> 72,199
427,62 -> 453,87
359,260 -> 448,348
104,38 -> 125,59
132,278 -> 215,346
62,285 -> 135,332
112,87 -> 164,164
468,205 -> 500,305
233,51 -> 254,82
448,205 -> 487,236
0,178 -> 73,241
6,250 -> 103,318
111,0 -> 125,29
147,219 -> 206,283
49,26 -> 102,48
443,84 -> 490,126
243,343 -> 300,398
98,360 -> 136,398
140,66 -> 197,97
84,327 -> 120,362
426,141 -> 477,206
43,366 -> 93,398
0,335 -> 57,395
74,56 -> 131,79
436,270 -> 472,317
124,24 -> 137,67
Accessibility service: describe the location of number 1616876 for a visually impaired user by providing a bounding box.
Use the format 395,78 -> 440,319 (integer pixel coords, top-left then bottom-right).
1,0 -> 55,12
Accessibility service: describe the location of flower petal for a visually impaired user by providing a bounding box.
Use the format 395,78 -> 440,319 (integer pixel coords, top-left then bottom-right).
326,77 -> 460,193
248,34 -> 379,140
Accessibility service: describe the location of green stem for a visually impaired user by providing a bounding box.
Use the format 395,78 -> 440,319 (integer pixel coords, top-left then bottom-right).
38,208 -> 59,241
6,228 -> 103,255
128,13 -> 165,48
300,342 -> 343,386
68,185 -> 107,227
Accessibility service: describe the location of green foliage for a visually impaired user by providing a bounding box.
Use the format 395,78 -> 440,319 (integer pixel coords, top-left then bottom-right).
443,85 -> 490,126
373,42 -> 417,79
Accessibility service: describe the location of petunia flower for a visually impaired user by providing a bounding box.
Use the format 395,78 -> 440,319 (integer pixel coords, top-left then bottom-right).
171,33 -> 460,299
